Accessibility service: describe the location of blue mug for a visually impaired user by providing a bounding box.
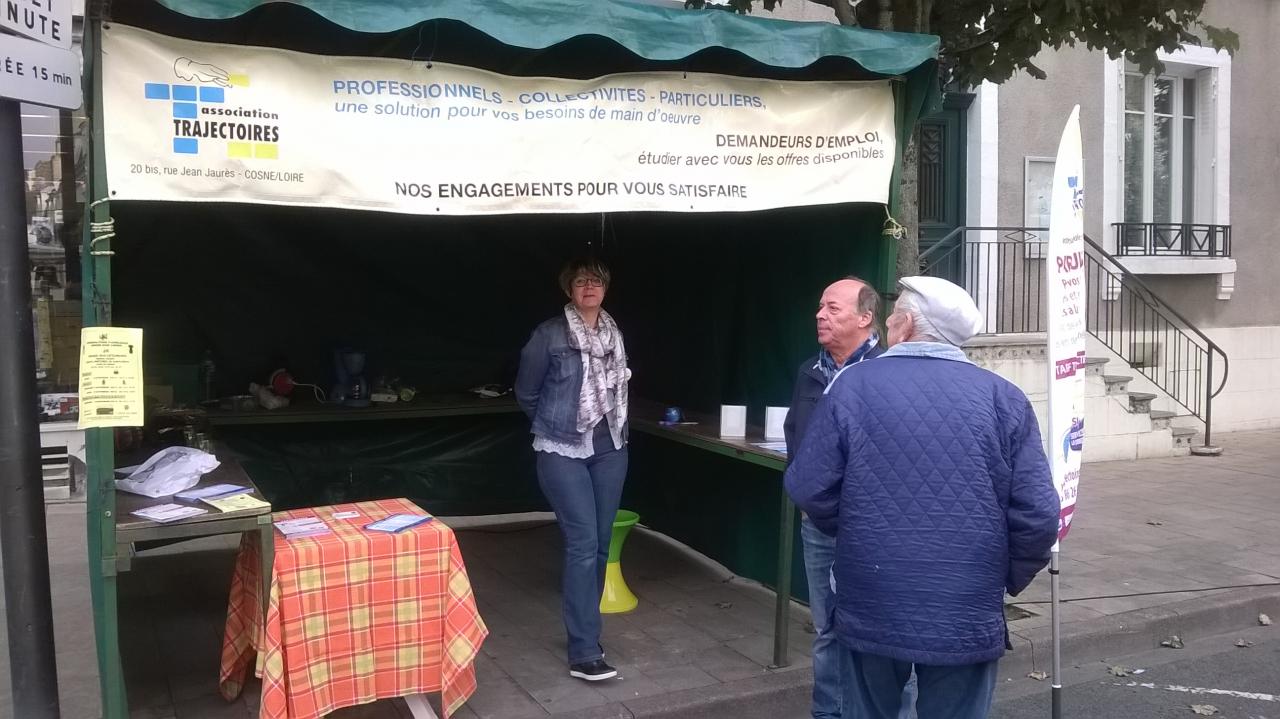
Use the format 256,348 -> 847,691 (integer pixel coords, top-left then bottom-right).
664,406 -> 683,423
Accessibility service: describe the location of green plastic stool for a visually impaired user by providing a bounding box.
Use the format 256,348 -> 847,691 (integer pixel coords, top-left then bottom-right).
600,510 -> 640,614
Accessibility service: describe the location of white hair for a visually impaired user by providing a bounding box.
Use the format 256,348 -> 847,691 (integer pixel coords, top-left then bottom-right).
894,290 -> 946,344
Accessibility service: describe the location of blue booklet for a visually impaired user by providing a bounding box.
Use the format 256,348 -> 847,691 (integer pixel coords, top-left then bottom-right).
364,514 -> 433,533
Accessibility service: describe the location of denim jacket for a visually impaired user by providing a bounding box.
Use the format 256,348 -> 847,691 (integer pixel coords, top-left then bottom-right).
515,315 -> 628,444
872,340 -> 973,365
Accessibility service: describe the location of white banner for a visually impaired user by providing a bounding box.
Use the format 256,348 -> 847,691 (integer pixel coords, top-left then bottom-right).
101,24 -> 897,215
1046,106 -> 1086,543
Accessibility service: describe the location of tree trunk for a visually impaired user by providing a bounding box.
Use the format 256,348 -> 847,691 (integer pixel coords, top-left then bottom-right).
831,0 -> 856,26
877,0 -> 894,30
890,0 -> 927,282
828,0 -> 926,281
895,127 -> 921,279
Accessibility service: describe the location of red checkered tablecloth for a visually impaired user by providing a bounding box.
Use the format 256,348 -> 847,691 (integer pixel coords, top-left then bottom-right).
219,498 -> 488,718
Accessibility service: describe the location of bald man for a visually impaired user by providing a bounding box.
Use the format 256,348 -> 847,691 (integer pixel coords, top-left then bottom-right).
783,276 -> 884,719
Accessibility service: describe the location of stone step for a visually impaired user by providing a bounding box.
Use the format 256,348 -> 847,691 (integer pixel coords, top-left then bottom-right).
1149,409 -> 1176,430
1085,357 -> 1111,377
1171,425 -> 1200,455
1128,392 -> 1157,414
1102,374 -> 1133,396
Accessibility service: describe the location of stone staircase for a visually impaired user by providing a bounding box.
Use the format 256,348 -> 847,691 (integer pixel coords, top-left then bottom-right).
965,334 -> 1200,463
1085,356 -> 1200,460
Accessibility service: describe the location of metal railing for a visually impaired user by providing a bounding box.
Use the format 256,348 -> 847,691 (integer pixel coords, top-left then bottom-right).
1114,222 -> 1231,258
918,227 -> 1229,446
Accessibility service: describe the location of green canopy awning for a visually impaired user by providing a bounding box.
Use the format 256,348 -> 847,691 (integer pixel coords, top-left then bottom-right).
153,0 -> 939,76
125,0 -> 941,222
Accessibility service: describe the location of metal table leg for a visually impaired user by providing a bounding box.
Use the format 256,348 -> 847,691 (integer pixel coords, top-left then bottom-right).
404,693 -> 440,718
771,491 -> 796,668
258,516 -> 274,623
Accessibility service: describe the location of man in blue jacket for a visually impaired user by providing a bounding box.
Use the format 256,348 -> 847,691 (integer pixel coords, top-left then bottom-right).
783,276 -> 885,719
785,276 -> 1060,719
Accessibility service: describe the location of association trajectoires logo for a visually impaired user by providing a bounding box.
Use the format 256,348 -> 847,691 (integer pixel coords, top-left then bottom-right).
143,58 -> 281,160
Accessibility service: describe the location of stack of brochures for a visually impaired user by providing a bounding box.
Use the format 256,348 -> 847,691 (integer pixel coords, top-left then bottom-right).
175,483 -> 251,501
132,503 -> 208,523
202,493 -> 270,513
274,517 -> 331,539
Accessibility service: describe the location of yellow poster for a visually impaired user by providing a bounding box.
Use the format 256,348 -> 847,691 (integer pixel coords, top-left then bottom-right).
78,327 -> 145,429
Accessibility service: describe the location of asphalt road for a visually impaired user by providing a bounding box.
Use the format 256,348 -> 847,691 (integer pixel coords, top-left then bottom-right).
649,624 -> 1279,719
992,624 -> 1279,719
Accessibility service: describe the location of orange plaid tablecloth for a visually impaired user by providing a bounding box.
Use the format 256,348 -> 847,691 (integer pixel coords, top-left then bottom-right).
219,498 -> 488,719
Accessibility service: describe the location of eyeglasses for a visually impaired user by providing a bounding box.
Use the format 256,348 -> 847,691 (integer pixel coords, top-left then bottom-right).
572,276 -> 605,288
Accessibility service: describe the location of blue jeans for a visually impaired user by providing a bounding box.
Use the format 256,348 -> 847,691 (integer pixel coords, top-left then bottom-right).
801,516 -> 843,719
803,516 -> 919,719
535,424 -> 628,665
841,647 -> 997,719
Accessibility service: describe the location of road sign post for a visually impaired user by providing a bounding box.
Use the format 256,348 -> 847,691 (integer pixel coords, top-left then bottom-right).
0,3 -> 80,716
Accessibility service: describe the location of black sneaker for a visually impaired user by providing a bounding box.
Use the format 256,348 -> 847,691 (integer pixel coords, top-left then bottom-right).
569,659 -> 618,681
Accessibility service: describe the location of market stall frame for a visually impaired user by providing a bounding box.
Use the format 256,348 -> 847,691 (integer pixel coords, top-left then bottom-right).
77,2 -> 940,715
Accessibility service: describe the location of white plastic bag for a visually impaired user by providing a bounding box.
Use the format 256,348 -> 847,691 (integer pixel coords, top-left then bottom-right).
115,447 -> 221,498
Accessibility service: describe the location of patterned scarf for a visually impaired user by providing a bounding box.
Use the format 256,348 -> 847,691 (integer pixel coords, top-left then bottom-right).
564,304 -> 629,435
818,333 -> 880,385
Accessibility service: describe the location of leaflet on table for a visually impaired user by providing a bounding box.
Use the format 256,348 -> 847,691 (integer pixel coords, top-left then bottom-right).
175,483 -> 250,501
365,514 -> 433,533
751,441 -> 789,454
202,493 -> 270,513
275,517 -> 331,538
133,503 -> 208,523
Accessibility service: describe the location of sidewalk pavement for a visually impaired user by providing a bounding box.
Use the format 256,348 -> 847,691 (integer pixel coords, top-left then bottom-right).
2,429 -> 1278,719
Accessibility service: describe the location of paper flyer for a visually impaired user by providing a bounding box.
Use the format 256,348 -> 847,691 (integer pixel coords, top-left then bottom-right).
78,327 -> 145,429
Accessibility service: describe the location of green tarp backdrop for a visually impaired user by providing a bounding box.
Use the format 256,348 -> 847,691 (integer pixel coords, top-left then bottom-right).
112,202 -> 884,594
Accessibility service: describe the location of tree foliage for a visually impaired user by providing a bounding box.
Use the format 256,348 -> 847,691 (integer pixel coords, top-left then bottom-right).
684,0 -> 1239,87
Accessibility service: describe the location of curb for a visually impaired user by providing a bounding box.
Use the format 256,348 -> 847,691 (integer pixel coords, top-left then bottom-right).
1003,585 -> 1280,676
553,667 -> 814,719
554,586 -> 1279,718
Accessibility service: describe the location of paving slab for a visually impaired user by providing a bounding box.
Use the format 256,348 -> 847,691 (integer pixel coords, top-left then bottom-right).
4,429 -> 1280,718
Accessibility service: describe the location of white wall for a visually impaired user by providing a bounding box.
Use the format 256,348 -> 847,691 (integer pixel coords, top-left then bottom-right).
1202,325 -> 1280,432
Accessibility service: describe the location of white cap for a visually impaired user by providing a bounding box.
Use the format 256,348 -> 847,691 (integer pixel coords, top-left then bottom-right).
896,276 -> 984,346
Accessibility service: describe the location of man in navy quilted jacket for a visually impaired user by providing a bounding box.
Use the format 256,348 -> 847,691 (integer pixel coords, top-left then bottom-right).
784,276 -> 1060,719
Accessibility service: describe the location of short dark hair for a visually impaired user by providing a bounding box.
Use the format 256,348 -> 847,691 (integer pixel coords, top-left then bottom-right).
559,257 -> 612,295
844,275 -> 881,320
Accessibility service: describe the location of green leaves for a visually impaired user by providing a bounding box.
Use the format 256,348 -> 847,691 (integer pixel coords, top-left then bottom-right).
683,0 -> 763,14
1202,24 -> 1240,54
682,0 -> 1235,88
935,0 -> 1238,87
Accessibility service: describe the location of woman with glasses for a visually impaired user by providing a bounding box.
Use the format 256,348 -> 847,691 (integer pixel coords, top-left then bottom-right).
515,257 -> 630,682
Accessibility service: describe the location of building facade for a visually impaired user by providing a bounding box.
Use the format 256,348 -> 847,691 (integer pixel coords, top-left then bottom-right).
994,0 -> 1280,434
764,0 -> 1280,443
